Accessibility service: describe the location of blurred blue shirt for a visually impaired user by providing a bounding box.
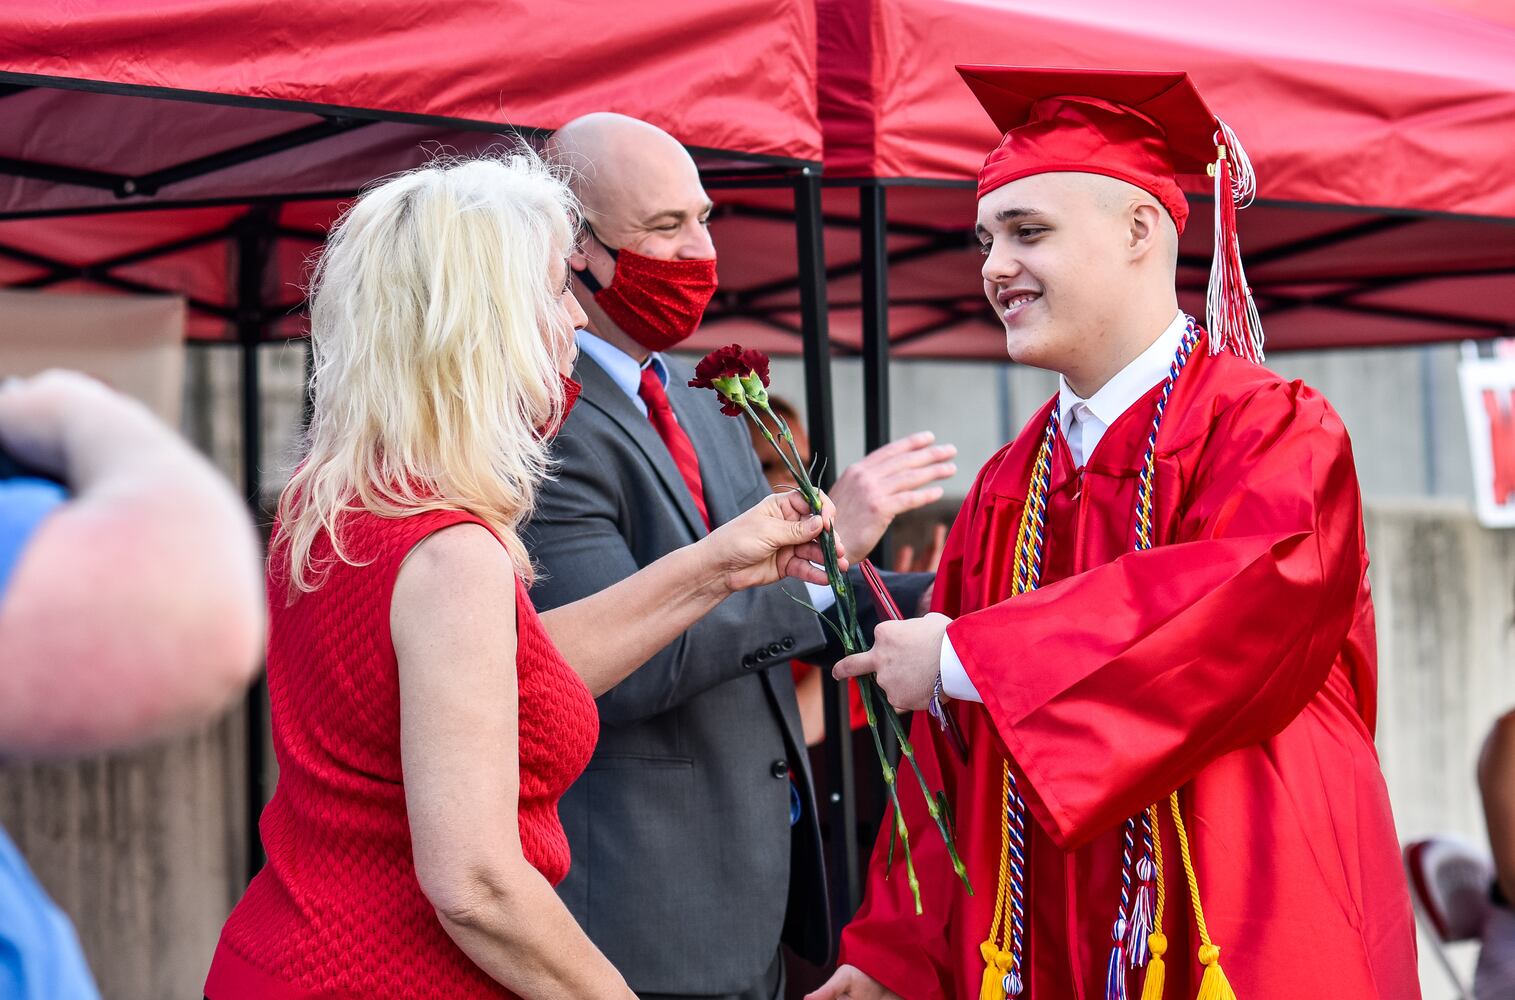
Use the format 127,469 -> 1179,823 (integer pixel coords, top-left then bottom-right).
0,476 -> 101,1000
0,478 -> 66,595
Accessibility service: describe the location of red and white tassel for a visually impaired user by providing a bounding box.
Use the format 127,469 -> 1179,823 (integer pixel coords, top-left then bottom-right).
1127,881 -> 1154,968
1205,119 -> 1264,363
1106,942 -> 1129,1000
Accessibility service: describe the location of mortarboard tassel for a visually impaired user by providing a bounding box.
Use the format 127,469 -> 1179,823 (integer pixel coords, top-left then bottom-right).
1205,119 -> 1264,364
1128,880 -> 1154,967
1141,803 -> 1168,1000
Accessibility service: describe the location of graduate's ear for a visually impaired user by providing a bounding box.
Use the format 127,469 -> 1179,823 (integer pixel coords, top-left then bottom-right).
1128,201 -> 1165,260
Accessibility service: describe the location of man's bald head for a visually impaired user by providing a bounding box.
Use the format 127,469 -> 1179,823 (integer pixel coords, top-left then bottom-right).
548,113 -> 713,250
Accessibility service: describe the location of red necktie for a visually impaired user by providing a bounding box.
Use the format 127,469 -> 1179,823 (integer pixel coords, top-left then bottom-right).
638,366 -> 711,531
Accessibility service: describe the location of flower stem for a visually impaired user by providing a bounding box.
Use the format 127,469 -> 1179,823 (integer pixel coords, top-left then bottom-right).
735,396 -> 967,906
740,402 -> 811,504
878,698 -> 974,895
857,674 -> 921,913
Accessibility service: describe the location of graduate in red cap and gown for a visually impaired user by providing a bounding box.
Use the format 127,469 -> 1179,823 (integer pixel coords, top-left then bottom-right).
808,67 -> 1421,1000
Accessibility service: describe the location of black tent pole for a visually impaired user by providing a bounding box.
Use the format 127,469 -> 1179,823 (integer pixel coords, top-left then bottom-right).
858,183 -> 905,777
236,206 -> 274,885
859,182 -> 891,556
794,167 -> 860,925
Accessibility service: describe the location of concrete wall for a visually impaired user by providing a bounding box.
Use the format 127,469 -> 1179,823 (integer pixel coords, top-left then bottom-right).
1369,502 -> 1515,999
0,719 -> 249,999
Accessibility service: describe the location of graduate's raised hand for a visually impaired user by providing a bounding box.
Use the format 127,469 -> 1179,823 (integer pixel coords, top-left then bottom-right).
833,613 -> 951,712
804,964 -> 902,1000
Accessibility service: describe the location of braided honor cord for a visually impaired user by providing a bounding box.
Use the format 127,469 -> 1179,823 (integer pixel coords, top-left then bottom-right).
1105,318 -> 1201,1000
979,405 -> 1059,1000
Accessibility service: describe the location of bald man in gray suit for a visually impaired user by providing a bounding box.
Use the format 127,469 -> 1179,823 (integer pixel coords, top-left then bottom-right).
524,113 -> 955,1000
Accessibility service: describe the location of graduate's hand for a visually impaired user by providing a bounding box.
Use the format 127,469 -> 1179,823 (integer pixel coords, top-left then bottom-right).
832,613 -> 950,712
804,964 -> 902,1000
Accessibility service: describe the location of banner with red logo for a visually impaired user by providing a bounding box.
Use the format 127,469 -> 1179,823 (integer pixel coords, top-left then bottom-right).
1459,357 -> 1515,528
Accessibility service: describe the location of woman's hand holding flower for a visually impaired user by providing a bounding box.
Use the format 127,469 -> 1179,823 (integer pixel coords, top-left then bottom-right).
703,489 -> 846,594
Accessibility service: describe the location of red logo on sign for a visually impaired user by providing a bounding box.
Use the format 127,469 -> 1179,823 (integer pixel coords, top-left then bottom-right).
1483,388 -> 1515,505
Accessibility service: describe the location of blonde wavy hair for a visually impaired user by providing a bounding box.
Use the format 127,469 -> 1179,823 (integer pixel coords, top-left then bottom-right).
275,150 -> 579,594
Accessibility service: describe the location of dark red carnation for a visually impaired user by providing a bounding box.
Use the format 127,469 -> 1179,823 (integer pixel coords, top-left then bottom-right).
689,343 -> 750,390
739,347 -> 771,387
690,343 -> 769,416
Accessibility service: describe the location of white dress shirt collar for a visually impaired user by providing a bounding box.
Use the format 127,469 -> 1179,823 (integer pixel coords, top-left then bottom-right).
1057,311 -> 1186,467
575,329 -> 668,417
941,311 -> 1191,703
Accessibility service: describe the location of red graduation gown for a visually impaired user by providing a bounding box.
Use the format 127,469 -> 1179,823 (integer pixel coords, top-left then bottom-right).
839,348 -> 1419,999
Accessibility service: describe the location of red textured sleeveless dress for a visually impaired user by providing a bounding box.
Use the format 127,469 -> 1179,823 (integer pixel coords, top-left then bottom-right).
205,507 -> 599,1000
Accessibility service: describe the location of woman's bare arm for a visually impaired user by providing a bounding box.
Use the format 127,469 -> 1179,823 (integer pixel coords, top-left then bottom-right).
394,523 -> 634,999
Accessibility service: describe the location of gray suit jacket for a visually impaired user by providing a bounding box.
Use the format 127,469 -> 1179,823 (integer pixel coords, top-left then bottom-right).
524,353 -> 833,995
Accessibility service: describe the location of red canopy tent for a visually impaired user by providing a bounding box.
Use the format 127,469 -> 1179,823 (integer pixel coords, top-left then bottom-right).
0,0 -> 854,513
674,0 -> 1515,512
0,0 -> 850,536
0,0 -> 822,329
691,0 -> 1515,371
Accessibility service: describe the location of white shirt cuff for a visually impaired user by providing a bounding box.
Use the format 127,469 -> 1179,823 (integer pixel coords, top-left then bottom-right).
804,580 -> 837,613
939,633 -> 983,703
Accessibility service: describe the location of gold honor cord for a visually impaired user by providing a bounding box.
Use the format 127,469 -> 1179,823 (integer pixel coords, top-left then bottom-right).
980,415 -> 1056,1000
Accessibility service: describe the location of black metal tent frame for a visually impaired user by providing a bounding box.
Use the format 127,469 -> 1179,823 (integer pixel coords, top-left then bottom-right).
0,72 -> 885,926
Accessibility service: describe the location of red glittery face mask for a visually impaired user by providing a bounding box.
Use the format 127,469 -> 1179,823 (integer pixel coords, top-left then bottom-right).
579,241 -> 718,353
537,373 -> 582,440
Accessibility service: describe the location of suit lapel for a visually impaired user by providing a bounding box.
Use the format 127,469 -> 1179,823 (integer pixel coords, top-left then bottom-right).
665,363 -> 746,528
574,353 -> 706,540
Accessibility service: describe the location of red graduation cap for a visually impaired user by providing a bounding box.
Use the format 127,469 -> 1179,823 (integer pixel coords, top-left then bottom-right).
957,65 -> 1265,362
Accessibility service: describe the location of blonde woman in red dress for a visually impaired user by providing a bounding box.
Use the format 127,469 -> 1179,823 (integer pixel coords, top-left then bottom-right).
204,152 -> 838,1000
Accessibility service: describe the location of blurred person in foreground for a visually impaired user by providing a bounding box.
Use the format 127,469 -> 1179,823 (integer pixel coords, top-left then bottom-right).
528,112 -> 951,1000
203,153 -> 839,1000
0,369 -> 265,999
